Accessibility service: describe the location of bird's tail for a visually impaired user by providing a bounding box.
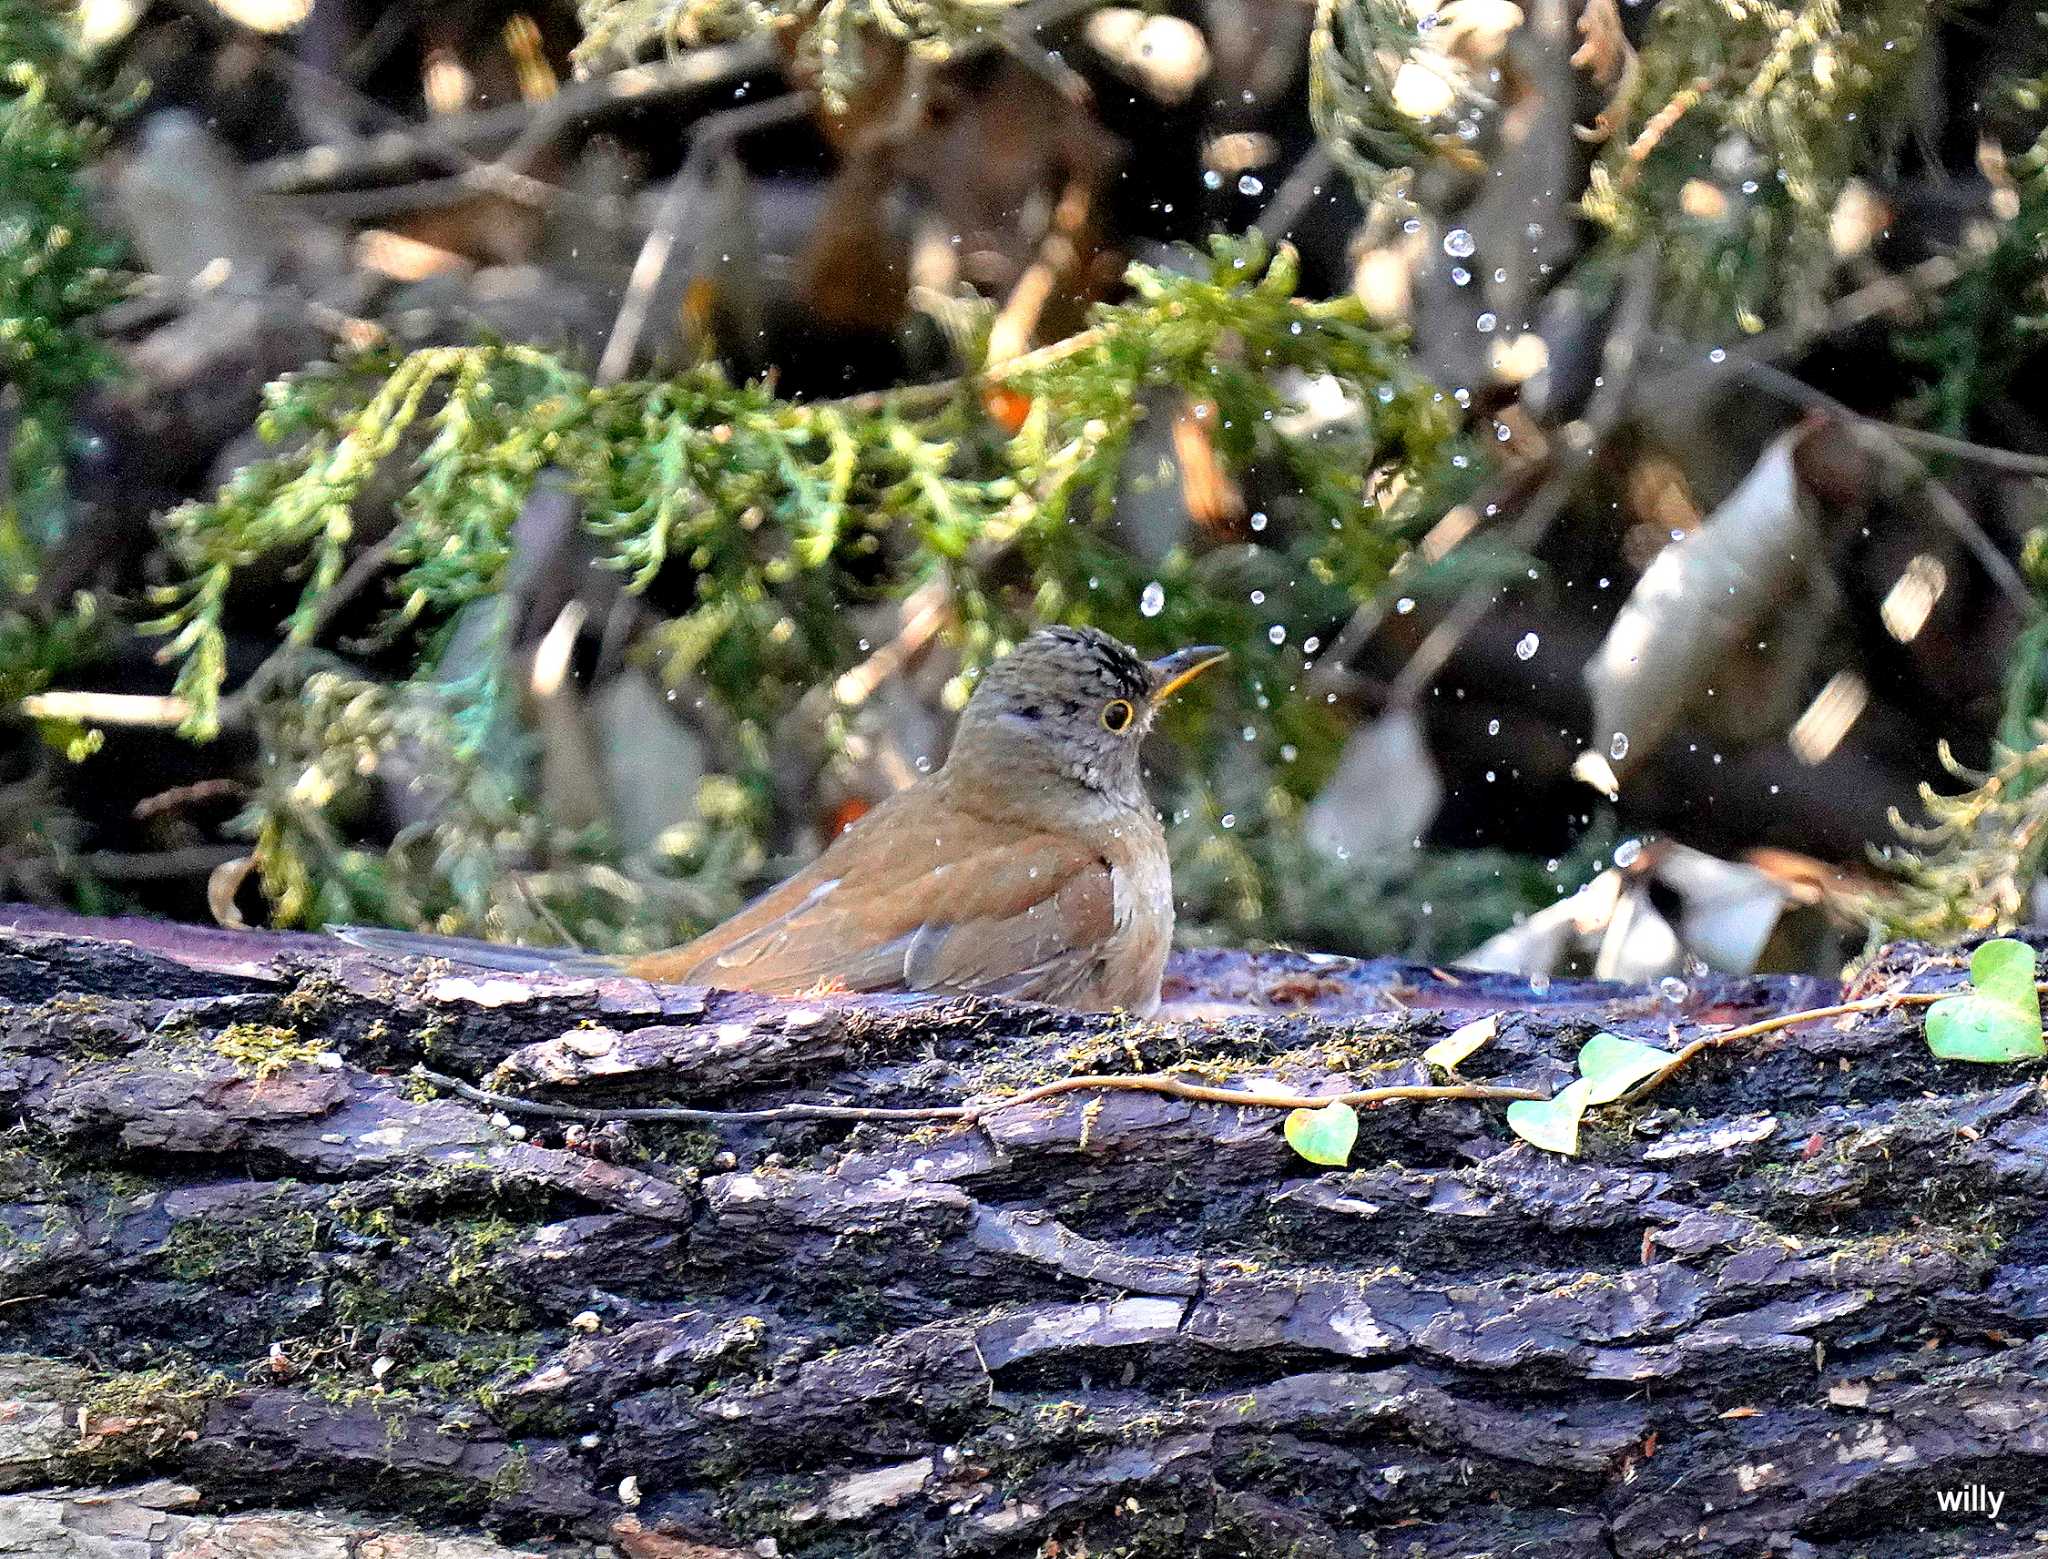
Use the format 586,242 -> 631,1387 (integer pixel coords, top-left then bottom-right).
328,925 -> 620,977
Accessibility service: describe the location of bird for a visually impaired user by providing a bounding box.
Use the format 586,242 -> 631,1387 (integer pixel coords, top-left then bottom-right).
335,627 -> 1226,1014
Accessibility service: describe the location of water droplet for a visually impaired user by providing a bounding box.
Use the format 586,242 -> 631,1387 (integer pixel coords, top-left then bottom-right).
1396,597 -> 1416,615
1249,510 -> 1268,531
1487,718 -> 1500,736
1203,169 -> 1223,190
1476,311 -> 1497,332
1220,813 -> 1237,829
1237,174 -> 1264,196
1514,632 -> 1540,660
1610,732 -> 1630,760
1139,581 -> 1165,617
1659,976 -> 1690,1006
1614,837 -> 1643,867
1451,266 -> 1472,286
1268,625 -> 1286,645
1530,971 -> 1552,996
1444,228 -> 1476,258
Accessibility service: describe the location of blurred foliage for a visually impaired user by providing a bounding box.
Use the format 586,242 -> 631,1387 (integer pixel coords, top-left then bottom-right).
13,0 -> 2046,967
576,0 -> 1025,106
1881,46 -> 2048,939
1883,727 -> 2048,935
1309,0 -> 1492,204
1580,0 -> 1938,335
140,235 -> 1484,949
1903,74 -> 2048,436
0,0 -> 126,568
1309,0 -> 1942,332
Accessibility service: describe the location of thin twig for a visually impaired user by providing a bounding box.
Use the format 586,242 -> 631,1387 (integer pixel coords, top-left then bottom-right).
824,323 -> 1111,418
79,846 -> 245,882
596,93 -> 812,386
1719,350 -> 2048,476
1255,145 -> 1338,242
18,692 -> 191,728
415,1065 -> 1543,1128
252,40 -> 776,198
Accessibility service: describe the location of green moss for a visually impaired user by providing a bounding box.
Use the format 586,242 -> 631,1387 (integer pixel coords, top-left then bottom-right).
331,1214 -> 533,1335
213,1022 -> 325,1079
70,1363 -> 229,1477
163,1204 -> 321,1285
484,1439 -> 533,1500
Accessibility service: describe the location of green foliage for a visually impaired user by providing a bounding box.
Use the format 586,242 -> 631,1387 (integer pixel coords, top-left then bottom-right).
1878,31 -> 2048,935
0,0 -> 126,567
1581,0 -> 1941,335
1506,1031 -> 1673,1157
147,236 -> 1473,949
1309,0 -> 1491,203
1575,1032 -> 1677,1102
1884,730 -> 2048,935
1504,1079 -> 1590,1157
1282,1097 -> 1357,1166
1924,937 -> 2045,1062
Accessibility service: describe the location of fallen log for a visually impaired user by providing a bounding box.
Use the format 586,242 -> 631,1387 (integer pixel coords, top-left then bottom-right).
0,907 -> 2042,1557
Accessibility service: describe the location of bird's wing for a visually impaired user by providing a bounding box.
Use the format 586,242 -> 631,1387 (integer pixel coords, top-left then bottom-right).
626,791 -> 1119,1000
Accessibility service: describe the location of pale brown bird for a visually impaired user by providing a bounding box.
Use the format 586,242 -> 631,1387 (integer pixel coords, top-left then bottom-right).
337,627 -> 1225,1014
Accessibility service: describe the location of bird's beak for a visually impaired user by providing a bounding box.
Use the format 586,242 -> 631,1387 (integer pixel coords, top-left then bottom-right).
1149,645 -> 1228,705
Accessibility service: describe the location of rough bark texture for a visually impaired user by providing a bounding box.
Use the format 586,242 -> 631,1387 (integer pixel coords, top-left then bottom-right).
1,907 -> 2044,1558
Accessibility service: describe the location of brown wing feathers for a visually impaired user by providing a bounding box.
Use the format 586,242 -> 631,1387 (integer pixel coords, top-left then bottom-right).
623,791 -> 1115,999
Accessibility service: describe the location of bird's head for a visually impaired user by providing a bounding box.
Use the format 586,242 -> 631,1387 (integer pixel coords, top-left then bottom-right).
947,626 -> 1226,812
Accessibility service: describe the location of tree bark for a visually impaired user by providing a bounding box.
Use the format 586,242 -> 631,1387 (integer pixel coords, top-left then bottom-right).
0,907 -> 2043,1558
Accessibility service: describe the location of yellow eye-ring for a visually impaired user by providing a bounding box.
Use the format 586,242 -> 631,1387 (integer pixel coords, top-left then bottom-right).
1101,698 -> 1136,733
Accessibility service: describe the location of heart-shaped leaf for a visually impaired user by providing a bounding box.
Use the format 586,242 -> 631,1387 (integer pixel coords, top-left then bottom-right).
1422,1014 -> 1499,1072
1578,1032 -> 1675,1104
1925,938 -> 2045,1063
1506,1079 -> 1593,1157
1283,1099 -> 1358,1166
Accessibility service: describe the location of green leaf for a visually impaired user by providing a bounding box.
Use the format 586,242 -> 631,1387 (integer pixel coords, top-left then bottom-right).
1283,1099 -> 1359,1166
1577,1032 -> 1675,1104
1925,938 -> 2046,1063
1506,1079 -> 1593,1157
1422,1013 -> 1498,1073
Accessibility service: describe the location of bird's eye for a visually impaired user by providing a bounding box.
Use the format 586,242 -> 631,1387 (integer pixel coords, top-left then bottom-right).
1100,698 -> 1135,733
